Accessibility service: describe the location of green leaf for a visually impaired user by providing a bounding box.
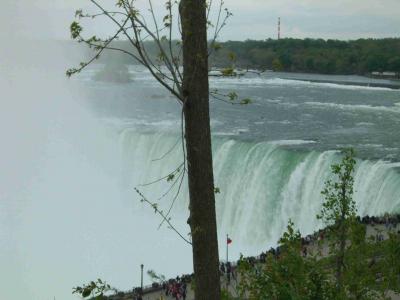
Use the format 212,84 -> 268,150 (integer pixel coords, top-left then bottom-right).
70,21 -> 83,39
221,67 -> 234,76
240,98 -> 252,105
82,288 -> 91,297
167,174 -> 175,182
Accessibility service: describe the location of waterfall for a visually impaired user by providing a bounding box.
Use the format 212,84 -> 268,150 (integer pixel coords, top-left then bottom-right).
120,130 -> 400,255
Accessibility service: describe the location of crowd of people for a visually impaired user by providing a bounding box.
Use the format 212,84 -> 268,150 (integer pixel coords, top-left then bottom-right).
116,213 -> 400,300
359,213 -> 400,227
161,275 -> 190,300
240,213 -> 400,267
220,261 -> 236,283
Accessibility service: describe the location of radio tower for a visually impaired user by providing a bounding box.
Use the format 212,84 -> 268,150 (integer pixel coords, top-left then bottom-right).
278,17 -> 281,40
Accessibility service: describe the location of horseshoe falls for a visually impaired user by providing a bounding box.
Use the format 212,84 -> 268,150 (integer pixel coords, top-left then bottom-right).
119,130 -> 400,253
2,60 -> 400,300
4,0 -> 400,298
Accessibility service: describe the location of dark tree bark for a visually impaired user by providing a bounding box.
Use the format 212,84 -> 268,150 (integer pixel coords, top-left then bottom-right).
336,185 -> 347,293
68,1 -> 222,298
180,1 -> 221,299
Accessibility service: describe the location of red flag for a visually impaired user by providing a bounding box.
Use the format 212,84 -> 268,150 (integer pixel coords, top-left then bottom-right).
227,237 -> 232,244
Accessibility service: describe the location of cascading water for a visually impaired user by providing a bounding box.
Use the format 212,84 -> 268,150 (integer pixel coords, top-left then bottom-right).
2,67 -> 399,300
3,63 -> 400,300
3,2 -> 400,300
120,130 -> 400,256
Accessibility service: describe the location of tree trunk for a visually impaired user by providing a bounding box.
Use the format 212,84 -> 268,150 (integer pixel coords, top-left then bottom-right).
336,186 -> 347,292
180,1 -> 221,299
336,222 -> 346,291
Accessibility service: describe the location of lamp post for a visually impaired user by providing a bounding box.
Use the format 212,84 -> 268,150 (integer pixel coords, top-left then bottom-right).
140,264 -> 144,294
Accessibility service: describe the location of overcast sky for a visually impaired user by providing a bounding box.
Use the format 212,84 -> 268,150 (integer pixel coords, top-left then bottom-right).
3,0 -> 400,41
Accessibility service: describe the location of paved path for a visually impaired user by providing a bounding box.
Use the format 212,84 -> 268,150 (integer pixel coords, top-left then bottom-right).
110,223 -> 400,300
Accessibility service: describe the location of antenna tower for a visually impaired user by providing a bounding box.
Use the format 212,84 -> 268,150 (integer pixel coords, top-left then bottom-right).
278,17 -> 281,40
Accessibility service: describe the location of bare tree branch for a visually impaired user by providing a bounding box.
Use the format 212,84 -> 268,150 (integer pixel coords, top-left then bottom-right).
135,188 -> 192,245
151,137 -> 181,162
138,162 -> 184,187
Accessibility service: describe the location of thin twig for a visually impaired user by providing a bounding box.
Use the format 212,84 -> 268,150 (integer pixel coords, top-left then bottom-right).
158,165 -> 186,228
135,188 -> 192,245
138,162 -> 184,187
152,137 -> 181,162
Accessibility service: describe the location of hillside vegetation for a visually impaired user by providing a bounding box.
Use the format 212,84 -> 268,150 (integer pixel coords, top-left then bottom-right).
211,38 -> 400,75
88,38 -> 400,76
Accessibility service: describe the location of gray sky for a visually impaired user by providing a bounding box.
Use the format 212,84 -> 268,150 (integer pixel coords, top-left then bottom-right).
4,0 -> 400,41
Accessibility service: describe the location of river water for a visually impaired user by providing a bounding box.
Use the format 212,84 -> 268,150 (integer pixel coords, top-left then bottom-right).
1,64 -> 400,299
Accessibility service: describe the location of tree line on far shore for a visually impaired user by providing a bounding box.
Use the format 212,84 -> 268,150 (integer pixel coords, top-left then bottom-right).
85,38 -> 400,76
211,38 -> 400,75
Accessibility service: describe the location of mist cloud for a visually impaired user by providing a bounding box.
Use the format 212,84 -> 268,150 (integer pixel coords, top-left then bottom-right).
3,0 -> 398,41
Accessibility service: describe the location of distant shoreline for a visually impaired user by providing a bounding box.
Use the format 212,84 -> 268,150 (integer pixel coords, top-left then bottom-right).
260,69 -> 400,90
291,77 -> 400,90
208,67 -> 400,90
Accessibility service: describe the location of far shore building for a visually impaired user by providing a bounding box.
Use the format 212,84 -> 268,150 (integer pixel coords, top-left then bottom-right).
371,71 -> 399,79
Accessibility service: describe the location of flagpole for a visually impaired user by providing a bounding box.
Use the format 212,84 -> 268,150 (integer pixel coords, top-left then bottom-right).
226,234 -> 229,263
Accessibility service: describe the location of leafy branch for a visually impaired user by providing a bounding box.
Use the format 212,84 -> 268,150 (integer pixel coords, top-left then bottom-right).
73,279 -> 116,299
134,188 -> 192,245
